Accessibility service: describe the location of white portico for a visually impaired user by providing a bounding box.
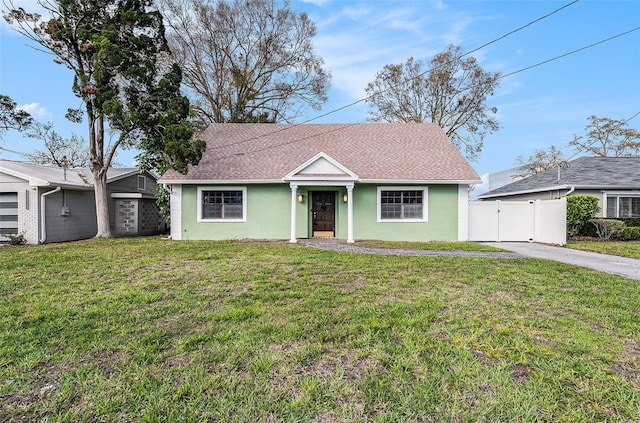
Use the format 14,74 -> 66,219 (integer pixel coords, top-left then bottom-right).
284,152 -> 357,243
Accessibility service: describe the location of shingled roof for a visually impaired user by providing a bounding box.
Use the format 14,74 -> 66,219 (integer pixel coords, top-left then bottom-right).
479,156 -> 640,199
0,160 -> 144,189
160,123 -> 480,183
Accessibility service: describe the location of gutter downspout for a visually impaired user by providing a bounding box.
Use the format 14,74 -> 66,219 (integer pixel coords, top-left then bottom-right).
40,186 -> 61,244
564,186 -> 575,197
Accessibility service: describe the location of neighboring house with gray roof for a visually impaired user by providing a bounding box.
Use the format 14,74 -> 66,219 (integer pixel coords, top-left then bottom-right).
478,156 -> 640,218
159,123 -> 481,243
0,160 -> 165,244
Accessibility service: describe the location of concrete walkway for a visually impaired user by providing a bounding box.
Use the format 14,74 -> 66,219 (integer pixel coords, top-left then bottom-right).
482,242 -> 640,281
299,240 -> 640,281
299,240 -> 519,258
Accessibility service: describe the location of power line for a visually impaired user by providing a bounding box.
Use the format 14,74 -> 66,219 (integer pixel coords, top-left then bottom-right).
205,0 -> 582,152
297,0 -> 583,125
0,146 -> 30,157
625,111 -> 640,123
500,26 -> 640,79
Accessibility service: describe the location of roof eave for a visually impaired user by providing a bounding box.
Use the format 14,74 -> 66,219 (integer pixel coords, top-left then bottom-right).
478,184 -> 570,199
158,178 -> 285,185
360,179 -> 481,185
479,184 -> 640,199
159,178 -> 481,185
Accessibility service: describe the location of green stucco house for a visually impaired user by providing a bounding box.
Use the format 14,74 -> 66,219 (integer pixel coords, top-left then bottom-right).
159,123 -> 481,243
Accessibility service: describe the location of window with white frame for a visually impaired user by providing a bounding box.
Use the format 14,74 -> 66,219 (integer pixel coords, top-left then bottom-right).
137,175 -> 146,190
378,187 -> 427,222
606,194 -> 640,217
198,187 -> 246,222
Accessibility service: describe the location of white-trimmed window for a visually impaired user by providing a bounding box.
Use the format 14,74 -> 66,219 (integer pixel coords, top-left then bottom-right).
137,175 -> 146,190
377,187 -> 428,222
197,187 -> 247,222
606,194 -> 640,217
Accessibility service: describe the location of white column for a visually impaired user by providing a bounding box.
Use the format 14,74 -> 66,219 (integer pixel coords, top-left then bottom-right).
289,184 -> 298,243
457,184 -> 469,242
170,185 -> 182,240
347,184 -> 354,243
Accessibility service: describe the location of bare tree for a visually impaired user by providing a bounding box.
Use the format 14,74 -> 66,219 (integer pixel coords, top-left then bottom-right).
160,0 -> 330,124
514,145 -> 566,177
365,46 -> 500,161
568,115 -> 640,157
23,122 -> 89,167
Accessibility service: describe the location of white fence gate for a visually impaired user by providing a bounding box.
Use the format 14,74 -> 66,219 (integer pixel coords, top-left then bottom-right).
468,198 -> 566,245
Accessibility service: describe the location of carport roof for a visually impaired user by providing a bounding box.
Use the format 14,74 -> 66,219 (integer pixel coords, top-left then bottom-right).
0,160 -> 143,189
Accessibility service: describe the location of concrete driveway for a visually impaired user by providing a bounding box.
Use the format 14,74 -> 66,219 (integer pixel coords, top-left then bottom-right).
482,242 -> 640,281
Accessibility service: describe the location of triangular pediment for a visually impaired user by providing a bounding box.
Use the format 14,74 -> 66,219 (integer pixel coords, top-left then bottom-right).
285,152 -> 358,181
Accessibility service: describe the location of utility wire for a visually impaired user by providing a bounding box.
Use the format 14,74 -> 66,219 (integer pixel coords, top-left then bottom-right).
500,26 -> 640,79
205,0 -> 582,152
0,145 -> 30,157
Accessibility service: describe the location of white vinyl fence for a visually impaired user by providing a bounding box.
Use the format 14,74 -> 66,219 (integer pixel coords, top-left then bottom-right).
468,198 -> 566,245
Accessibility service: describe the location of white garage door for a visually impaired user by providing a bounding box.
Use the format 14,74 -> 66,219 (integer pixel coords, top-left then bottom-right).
0,192 -> 18,242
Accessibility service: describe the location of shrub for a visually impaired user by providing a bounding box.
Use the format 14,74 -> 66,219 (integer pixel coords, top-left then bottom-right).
4,233 -> 27,245
616,226 -> 640,241
591,218 -> 626,240
615,217 -> 640,227
576,221 -> 598,237
567,196 -> 600,237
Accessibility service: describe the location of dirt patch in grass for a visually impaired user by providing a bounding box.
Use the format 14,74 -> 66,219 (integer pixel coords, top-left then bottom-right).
298,350 -> 382,384
611,338 -> 640,386
471,348 -> 498,365
314,410 -> 343,423
511,364 -> 532,384
488,291 -> 512,301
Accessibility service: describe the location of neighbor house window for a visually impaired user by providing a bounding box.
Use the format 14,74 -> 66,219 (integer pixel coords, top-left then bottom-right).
606,194 -> 640,218
197,187 -> 247,222
377,187 -> 427,222
137,175 -> 146,190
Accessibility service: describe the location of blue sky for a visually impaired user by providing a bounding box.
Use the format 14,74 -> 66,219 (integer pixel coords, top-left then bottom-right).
1,0 -> 639,192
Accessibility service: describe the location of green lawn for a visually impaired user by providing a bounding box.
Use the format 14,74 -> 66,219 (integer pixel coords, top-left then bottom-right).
352,240 -> 507,252
567,240 -> 640,259
1,238 -> 638,422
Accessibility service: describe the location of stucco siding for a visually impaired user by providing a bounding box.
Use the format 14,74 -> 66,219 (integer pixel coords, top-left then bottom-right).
181,185 -> 291,240
43,189 -> 97,243
179,183 -> 461,242
352,184 -> 460,241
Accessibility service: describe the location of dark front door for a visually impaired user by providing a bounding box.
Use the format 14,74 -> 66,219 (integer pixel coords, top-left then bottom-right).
312,191 -> 336,236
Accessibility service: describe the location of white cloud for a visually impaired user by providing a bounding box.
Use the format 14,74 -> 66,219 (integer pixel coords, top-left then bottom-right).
298,0 -> 329,5
19,102 -> 51,119
312,2 -> 489,105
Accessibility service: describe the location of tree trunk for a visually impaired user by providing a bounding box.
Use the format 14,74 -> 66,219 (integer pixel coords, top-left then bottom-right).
87,109 -> 112,238
93,169 -> 112,238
